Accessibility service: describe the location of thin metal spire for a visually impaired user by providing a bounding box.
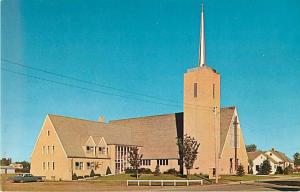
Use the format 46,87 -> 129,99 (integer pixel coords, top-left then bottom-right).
198,3 -> 206,67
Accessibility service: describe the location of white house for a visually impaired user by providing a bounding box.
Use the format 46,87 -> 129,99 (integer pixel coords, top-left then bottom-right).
247,151 -> 278,175
0,166 -> 16,174
265,148 -> 294,169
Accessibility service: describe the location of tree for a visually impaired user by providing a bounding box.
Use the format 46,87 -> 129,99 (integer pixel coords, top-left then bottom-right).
275,166 -> 283,174
0,158 -> 12,166
128,147 -> 143,179
246,144 -> 257,152
258,159 -> 272,175
293,152 -> 300,169
154,164 -> 160,176
248,160 -> 253,174
15,161 -> 31,173
177,134 -> 200,178
236,164 -> 245,176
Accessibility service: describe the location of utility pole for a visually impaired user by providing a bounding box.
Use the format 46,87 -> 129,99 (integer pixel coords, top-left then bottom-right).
213,106 -> 219,184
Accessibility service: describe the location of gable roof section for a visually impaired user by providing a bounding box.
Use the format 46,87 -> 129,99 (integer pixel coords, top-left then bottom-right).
109,112 -> 183,159
270,150 -> 293,163
47,107 -> 239,159
247,151 -> 264,161
48,114 -> 136,157
248,151 -> 278,164
220,107 -> 236,151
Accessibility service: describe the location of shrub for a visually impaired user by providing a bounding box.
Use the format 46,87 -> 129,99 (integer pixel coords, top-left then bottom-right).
125,168 -> 135,174
77,176 -> 83,179
163,168 -> 178,175
94,174 -> 101,177
139,168 -> 152,174
72,173 -> 78,180
90,169 -> 95,177
283,165 -> 293,175
275,166 -> 283,174
106,166 -> 112,175
154,164 -> 160,176
84,175 -> 90,178
236,164 -> 245,176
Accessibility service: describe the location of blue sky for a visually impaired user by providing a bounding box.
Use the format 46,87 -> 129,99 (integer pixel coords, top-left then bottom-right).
1,0 -> 300,161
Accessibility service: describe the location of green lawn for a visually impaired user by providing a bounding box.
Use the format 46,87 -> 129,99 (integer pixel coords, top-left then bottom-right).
290,173 -> 300,177
95,174 -> 204,181
90,174 -> 208,186
219,175 -> 277,183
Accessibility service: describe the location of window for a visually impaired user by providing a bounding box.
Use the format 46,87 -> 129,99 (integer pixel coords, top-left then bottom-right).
47,130 -> 50,136
157,159 -> 168,166
194,83 -> 198,98
47,162 -> 50,170
47,146 -> 50,154
213,84 -> 215,99
43,162 -> 46,170
99,147 -> 106,154
52,145 -> 55,154
86,146 -> 94,153
75,162 -> 84,170
141,160 -> 151,166
52,162 -> 55,170
87,162 -> 91,169
42,146 -> 45,154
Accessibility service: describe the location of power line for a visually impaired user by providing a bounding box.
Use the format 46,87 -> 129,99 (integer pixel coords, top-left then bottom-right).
2,67 -> 212,111
1,58 -> 213,110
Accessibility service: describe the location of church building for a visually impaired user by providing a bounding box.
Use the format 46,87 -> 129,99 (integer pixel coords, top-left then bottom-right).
30,4 -> 248,181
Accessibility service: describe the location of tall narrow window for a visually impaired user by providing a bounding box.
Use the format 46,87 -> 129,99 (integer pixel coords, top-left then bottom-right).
52,145 -> 55,154
47,130 -> 50,136
52,162 -> 55,170
43,162 -> 46,170
213,84 -> 215,99
194,83 -> 198,98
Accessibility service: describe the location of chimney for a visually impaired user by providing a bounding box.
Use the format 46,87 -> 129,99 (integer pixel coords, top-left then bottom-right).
98,116 -> 105,123
272,148 -> 275,152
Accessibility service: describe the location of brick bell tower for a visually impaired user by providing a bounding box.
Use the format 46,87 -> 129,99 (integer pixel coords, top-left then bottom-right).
183,3 -> 220,177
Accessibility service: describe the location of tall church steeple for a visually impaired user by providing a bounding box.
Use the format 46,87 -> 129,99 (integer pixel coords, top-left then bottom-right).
198,3 -> 206,67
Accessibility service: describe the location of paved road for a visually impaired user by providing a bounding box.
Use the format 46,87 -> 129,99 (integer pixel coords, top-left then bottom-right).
2,177 -> 300,191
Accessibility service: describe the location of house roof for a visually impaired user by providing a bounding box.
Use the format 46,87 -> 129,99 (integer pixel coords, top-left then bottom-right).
48,106 -> 239,159
247,151 -> 264,161
269,150 -> 293,163
264,154 -> 279,164
247,151 -> 278,164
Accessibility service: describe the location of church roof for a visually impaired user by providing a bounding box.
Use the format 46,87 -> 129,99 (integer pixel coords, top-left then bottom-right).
220,107 -> 236,151
48,114 -> 137,157
47,107 -> 238,159
110,113 -> 183,159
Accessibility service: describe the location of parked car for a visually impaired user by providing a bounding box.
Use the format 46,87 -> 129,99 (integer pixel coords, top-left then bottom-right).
9,173 -> 43,183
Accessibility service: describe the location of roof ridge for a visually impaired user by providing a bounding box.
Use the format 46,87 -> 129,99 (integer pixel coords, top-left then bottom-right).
48,114 -> 106,125
110,112 -> 182,122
